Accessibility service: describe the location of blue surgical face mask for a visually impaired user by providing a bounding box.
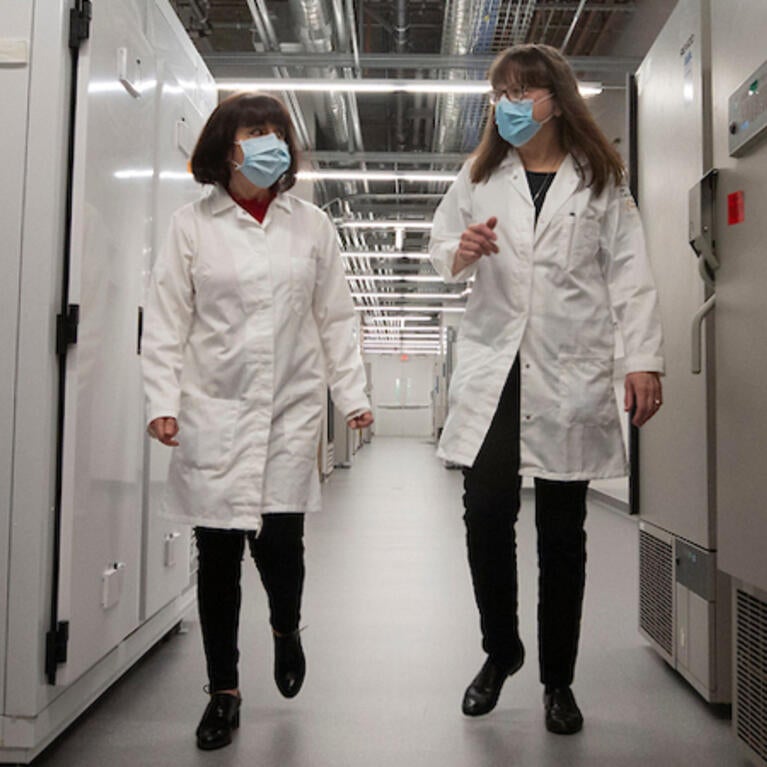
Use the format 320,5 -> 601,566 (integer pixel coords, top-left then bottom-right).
233,133 -> 291,188
494,93 -> 554,147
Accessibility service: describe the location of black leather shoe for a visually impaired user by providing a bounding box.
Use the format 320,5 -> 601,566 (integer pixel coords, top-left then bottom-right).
544,687 -> 583,734
462,648 -> 525,717
274,630 -> 306,698
196,693 -> 241,750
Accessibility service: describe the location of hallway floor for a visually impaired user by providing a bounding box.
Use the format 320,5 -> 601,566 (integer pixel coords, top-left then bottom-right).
33,437 -> 744,767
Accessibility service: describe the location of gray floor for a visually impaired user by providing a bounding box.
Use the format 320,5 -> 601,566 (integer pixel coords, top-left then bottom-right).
34,437 -> 745,766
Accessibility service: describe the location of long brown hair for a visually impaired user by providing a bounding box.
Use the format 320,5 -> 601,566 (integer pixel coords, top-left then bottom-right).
471,44 -> 624,196
191,92 -> 300,192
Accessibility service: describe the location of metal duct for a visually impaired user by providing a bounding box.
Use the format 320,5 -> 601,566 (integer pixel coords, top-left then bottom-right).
289,0 -> 352,149
433,0 -> 503,153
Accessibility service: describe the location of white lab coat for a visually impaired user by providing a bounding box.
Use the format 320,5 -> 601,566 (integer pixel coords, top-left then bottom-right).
142,186 -> 369,529
430,153 -> 664,480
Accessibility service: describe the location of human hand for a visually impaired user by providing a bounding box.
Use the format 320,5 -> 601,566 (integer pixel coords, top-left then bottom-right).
624,372 -> 662,427
452,216 -> 498,275
148,416 -> 179,446
347,410 -> 374,430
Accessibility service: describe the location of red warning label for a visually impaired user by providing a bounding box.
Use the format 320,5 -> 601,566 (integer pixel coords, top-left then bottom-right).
728,190 -> 745,225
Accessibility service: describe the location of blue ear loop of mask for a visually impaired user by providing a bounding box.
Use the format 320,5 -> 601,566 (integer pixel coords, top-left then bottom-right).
494,93 -> 554,147
233,133 -> 291,188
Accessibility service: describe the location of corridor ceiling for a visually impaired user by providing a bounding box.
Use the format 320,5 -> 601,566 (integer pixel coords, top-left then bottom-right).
169,0 -> 641,353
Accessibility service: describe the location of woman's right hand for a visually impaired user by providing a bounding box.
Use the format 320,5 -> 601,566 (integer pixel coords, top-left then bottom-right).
452,216 -> 498,275
148,416 -> 179,446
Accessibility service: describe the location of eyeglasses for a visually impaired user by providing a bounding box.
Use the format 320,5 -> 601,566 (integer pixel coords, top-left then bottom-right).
489,86 -> 551,106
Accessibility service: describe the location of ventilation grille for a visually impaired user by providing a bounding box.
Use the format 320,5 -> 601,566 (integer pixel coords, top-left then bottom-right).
735,589 -> 767,763
639,529 -> 673,656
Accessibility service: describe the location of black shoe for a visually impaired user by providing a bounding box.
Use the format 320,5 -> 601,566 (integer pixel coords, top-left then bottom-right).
462,648 -> 525,717
544,687 -> 583,734
195,693 -> 241,750
274,629 -> 306,699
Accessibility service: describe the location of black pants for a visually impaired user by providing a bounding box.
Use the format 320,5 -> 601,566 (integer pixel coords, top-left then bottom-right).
462,358 -> 589,689
195,513 -> 305,692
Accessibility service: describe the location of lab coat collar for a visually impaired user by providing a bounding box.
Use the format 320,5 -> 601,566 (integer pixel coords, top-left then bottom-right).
207,184 -> 292,218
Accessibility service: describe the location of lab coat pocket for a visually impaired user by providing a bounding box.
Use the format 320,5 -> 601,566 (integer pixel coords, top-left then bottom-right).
560,215 -> 600,270
289,253 -> 316,314
176,394 -> 239,470
558,354 -> 614,425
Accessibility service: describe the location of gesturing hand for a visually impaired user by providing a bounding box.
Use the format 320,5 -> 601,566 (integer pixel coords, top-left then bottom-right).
148,416 -> 179,446
452,216 -> 498,275
624,372 -> 662,427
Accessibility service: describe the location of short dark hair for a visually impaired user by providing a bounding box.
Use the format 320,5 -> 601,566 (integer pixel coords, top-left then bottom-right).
191,92 -> 300,192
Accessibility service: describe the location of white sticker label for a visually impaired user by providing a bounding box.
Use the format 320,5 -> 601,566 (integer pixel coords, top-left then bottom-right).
0,39 -> 29,65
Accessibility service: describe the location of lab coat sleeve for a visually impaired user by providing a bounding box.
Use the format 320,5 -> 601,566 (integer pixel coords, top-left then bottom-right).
600,183 -> 665,375
429,160 -> 479,284
312,215 -> 371,419
141,210 -> 195,425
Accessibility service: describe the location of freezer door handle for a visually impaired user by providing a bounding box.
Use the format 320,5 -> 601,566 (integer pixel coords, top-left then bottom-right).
691,294 -> 716,374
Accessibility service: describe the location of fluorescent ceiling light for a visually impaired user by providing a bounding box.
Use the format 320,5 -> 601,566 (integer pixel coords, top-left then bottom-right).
217,78 -> 491,95
336,220 -> 433,230
363,316 -> 433,323
364,334 -> 442,340
365,326 -> 445,332
217,78 -> 602,97
355,306 -> 465,313
342,251 -> 432,260
351,292 -> 463,299
578,81 -> 604,97
299,170 -> 456,183
362,349 -> 441,357
346,274 -> 442,282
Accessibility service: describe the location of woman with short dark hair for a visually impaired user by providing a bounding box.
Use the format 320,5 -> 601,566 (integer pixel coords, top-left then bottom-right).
142,92 -> 373,750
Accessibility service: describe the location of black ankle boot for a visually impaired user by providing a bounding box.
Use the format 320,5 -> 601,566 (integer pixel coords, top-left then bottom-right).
274,630 -> 306,698
196,693 -> 241,750
462,647 -> 525,717
544,687 -> 583,734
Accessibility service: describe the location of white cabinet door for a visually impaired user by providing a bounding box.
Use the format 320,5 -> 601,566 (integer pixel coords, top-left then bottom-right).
56,0 -> 157,685
636,0 -> 714,549
141,1 -> 216,620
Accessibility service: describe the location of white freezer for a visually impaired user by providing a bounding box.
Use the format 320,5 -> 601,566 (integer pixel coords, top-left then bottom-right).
0,0 -> 215,761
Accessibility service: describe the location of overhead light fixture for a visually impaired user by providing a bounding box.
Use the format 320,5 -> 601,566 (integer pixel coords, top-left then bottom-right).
299,170 -> 456,183
364,333 -> 442,339
578,81 -> 604,97
363,316 -> 433,323
217,78 -> 603,98
362,349 -> 442,357
346,274 -> 442,282
335,220 -> 433,230
217,78 -> 491,95
354,306 -> 465,313
342,251 -> 432,260
351,292 -> 463,300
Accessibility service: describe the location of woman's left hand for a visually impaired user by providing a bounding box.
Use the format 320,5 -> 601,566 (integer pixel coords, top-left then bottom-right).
347,410 -> 374,430
624,372 -> 662,427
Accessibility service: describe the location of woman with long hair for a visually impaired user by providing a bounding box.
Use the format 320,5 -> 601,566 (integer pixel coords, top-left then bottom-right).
430,44 -> 664,734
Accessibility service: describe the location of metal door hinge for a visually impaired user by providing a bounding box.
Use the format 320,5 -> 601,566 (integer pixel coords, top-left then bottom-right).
56,303 -> 80,355
69,0 -> 92,50
45,621 -> 69,680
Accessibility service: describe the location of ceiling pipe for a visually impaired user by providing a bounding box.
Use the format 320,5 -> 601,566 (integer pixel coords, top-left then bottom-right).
394,0 -> 409,152
560,0 -> 588,53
